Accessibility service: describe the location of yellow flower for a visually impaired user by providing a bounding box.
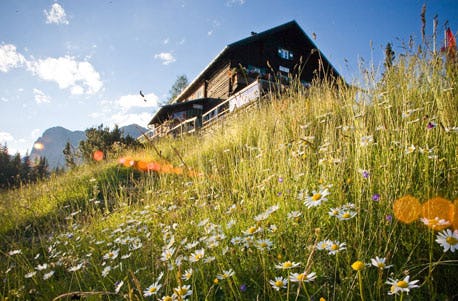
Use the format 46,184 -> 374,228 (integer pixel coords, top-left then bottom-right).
213,278 -> 219,284
351,260 -> 365,271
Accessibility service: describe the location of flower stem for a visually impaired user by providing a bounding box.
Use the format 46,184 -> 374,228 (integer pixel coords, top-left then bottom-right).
357,270 -> 365,301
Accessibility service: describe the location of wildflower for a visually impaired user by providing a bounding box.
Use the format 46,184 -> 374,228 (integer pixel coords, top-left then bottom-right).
102,266 -> 111,277
114,280 -> 124,293
240,284 -> 248,292
43,270 -> 55,280
337,210 -> 357,221
372,194 -> 381,201
35,263 -> 48,271
160,247 -> 176,262
217,269 -> 235,280
359,169 -> 370,179
435,229 -> 458,252
255,238 -> 273,251
143,281 -> 162,297
420,217 -> 451,230
287,211 -> 302,220
242,225 -> 261,235
289,272 -> 317,283
8,249 -> 22,256
405,144 -> 416,154
68,263 -> 83,272
159,296 -> 174,301
181,268 -> 193,281
304,188 -> 330,208
25,271 -> 37,278
316,239 -> 332,251
327,241 -> 346,255
173,285 -> 192,298
370,257 -> 393,269
213,278 -> 219,284
351,261 -> 365,271
103,249 -> 120,261
427,121 -> 436,129
275,260 -> 301,270
328,207 -> 340,217
360,135 -> 374,147
386,275 -> 419,295
189,248 -> 205,263
386,215 -> 392,222
268,224 -> 278,232
269,276 -> 287,291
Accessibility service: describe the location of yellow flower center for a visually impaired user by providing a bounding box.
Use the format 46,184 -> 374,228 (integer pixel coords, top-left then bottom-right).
377,263 -> 385,268
397,280 -> 408,288
446,237 -> 458,245
342,212 -> 351,219
163,297 -> 172,301
260,242 -> 267,247
296,273 -> 305,281
283,261 -> 292,268
213,278 -> 219,284
330,244 -> 338,251
275,280 -> 283,287
312,193 -> 322,201
248,226 -> 257,234
149,287 -> 157,293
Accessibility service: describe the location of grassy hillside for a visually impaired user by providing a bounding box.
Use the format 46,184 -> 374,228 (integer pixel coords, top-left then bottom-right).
1,49 -> 457,300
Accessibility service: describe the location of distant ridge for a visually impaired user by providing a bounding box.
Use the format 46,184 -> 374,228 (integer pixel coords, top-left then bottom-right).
30,124 -> 147,169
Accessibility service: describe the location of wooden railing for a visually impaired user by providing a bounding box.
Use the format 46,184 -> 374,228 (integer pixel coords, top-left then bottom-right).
138,79 -> 272,142
166,116 -> 198,137
202,79 -> 265,127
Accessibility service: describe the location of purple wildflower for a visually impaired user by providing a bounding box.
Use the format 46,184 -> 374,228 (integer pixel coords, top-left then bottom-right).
372,194 -> 381,201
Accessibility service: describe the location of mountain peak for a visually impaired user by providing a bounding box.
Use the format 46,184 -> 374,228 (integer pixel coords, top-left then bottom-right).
30,124 -> 147,170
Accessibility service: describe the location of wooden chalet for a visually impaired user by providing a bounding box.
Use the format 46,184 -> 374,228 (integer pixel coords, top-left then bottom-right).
141,20 -> 340,141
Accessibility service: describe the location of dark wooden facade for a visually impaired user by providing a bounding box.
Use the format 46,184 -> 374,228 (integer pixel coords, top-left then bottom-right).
146,20 -> 340,134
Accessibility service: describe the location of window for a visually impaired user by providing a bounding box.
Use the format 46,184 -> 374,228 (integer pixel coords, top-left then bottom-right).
279,65 -> 289,74
278,48 -> 294,60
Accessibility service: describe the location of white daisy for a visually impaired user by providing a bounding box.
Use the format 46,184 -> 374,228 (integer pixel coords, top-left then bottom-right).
435,229 -> 458,252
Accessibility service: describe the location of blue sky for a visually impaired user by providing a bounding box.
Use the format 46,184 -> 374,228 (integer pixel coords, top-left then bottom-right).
1,0 -> 457,156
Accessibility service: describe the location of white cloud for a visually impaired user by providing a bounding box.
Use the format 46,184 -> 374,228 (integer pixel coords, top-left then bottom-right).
44,3 -> 69,25
207,30 -> 213,36
154,52 -> 176,65
0,44 -> 26,72
30,129 -> 41,139
163,38 -> 170,45
27,56 -> 103,94
110,112 -> 155,128
33,88 -> 51,104
0,131 -> 14,143
91,92 -> 160,128
1,97 -> 8,102
226,0 -> 246,6
118,93 -> 159,110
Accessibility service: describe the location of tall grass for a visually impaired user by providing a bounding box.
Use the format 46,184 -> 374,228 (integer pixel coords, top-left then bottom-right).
1,45 -> 457,300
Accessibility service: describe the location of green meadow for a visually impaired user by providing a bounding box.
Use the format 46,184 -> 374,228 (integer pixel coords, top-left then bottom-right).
1,44 -> 457,300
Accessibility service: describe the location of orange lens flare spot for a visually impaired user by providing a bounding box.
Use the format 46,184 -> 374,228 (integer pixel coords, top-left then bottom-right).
33,142 -> 44,150
421,197 -> 453,230
452,200 -> 458,231
93,150 -> 104,161
135,160 -> 149,172
393,195 -> 421,224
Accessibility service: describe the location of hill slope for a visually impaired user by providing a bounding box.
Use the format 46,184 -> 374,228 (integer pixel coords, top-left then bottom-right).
1,55 -> 457,300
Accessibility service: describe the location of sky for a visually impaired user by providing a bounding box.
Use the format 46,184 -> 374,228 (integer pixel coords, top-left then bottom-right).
1,0 -> 457,156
